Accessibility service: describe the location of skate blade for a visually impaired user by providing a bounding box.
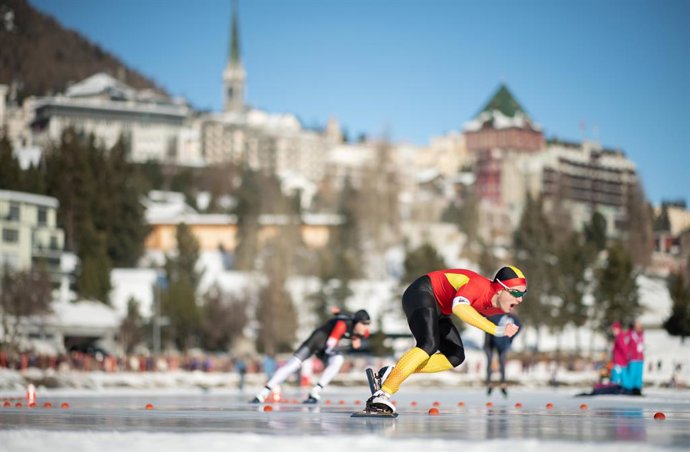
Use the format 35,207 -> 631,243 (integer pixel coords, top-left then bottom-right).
351,410 -> 398,418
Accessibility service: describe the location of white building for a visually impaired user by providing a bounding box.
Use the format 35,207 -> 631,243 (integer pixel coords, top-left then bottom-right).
0,189 -> 64,271
0,189 -> 75,301
25,72 -> 194,164
541,139 -> 638,237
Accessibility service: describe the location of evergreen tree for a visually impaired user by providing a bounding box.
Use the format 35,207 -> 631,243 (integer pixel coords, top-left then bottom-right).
233,165 -> 261,270
0,135 -> 22,190
76,223 -> 112,302
512,194 -> 557,347
41,129 -> 148,300
401,242 -> 447,286
44,128 -> 95,252
592,243 -> 640,334
43,130 -> 114,301
161,276 -> 199,350
255,240 -> 298,355
165,222 -> 201,289
664,272 -> 690,341
161,223 -> 202,350
20,162 -> 46,195
332,175 -> 363,278
102,138 -> 147,267
553,231 -> 590,351
584,211 -> 608,257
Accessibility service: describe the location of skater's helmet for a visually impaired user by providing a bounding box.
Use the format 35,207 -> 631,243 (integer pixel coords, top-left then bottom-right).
493,266 -> 527,293
353,309 -> 371,325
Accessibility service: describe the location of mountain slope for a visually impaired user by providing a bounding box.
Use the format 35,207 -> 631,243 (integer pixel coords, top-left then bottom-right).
0,0 -> 166,101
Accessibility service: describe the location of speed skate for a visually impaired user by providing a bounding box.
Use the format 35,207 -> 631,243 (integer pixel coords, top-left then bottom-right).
350,368 -> 398,418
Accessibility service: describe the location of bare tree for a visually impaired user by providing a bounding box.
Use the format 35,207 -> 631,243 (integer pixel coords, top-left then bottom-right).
0,266 -> 53,360
119,297 -> 145,354
624,181 -> 654,268
201,285 -> 249,352
355,139 -> 401,276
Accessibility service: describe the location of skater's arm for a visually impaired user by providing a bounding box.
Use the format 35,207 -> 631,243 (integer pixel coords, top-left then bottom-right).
452,303 -> 518,337
452,303 -> 499,335
325,320 -> 347,353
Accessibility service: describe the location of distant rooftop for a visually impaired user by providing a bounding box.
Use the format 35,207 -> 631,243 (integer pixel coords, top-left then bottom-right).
463,84 -> 540,132
66,72 -> 135,100
0,189 -> 59,208
477,84 -> 530,119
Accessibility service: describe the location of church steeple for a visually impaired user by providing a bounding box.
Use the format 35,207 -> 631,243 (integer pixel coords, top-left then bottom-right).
223,0 -> 246,113
229,0 -> 241,65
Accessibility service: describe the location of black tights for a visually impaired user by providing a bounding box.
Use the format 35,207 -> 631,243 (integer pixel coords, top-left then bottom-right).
402,276 -> 466,367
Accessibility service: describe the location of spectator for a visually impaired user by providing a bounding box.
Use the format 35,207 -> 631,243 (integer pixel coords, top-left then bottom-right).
627,320 -> 644,395
610,321 -> 629,388
484,313 -> 521,397
235,356 -> 247,391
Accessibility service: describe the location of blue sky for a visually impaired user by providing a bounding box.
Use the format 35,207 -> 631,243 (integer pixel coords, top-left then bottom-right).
30,0 -> 690,205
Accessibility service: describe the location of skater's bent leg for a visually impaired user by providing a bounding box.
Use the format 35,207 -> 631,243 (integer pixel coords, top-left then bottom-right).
381,347 -> 430,395
317,354 -> 345,388
384,283 -> 443,395
266,355 -> 303,388
433,317 -> 465,370
414,353 -> 454,373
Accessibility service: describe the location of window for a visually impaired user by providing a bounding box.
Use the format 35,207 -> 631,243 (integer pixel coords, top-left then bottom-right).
38,207 -> 48,225
50,236 -> 59,250
2,228 -> 19,243
8,203 -> 20,221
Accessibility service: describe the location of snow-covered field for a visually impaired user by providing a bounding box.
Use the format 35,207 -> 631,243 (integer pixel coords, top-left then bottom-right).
1,387 -> 689,451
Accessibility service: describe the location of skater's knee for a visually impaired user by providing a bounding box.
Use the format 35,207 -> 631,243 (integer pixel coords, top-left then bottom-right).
327,354 -> 345,367
415,338 -> 439,356
447,349 -> 465,368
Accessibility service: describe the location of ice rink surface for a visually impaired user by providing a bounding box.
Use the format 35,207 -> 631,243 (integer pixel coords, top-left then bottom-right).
1,387 -> 689,451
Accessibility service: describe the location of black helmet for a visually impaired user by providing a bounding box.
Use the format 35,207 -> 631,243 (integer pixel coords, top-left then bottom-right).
353,309 -> 371,325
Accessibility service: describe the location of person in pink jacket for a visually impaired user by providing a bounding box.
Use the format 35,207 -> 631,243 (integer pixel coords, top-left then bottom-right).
610,321 -> 629,387
627,320 -> 644,395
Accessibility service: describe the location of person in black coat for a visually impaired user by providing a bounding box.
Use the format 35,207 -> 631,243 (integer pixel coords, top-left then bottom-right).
484,313 -> 521,397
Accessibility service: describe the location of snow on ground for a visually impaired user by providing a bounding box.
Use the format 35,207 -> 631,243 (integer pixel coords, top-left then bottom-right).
0,432 -> 672,452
